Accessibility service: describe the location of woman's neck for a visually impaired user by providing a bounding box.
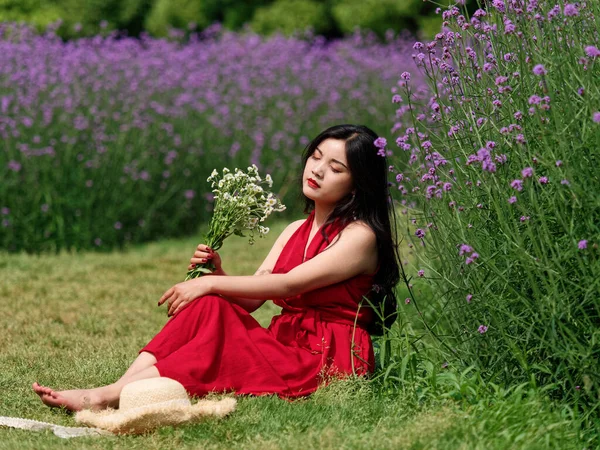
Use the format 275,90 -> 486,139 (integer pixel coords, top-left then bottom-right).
312,203 -> 335,229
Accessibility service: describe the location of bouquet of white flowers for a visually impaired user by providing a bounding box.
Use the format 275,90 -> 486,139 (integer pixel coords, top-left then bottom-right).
185,164 -> 286,280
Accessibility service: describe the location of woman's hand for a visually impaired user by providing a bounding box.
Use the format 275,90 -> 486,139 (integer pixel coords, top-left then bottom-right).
158,277 -> 211,318
188,244 -> 222,272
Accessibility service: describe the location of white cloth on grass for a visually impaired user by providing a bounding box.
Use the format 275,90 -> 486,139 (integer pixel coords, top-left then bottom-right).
0,416 -> 112,438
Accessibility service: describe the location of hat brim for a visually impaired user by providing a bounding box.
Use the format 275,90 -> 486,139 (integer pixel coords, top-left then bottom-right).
74,397 -> 236,435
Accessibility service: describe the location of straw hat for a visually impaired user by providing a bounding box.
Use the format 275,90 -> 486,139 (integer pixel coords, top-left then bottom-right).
74,377 -> 236,435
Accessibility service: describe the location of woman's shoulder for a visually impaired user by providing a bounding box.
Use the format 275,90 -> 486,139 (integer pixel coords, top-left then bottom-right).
281,216 -> 375,243
277,218 -> 307,244
287,218 -> 307,234
327,218 -> 377,254
344,219 -> 376,240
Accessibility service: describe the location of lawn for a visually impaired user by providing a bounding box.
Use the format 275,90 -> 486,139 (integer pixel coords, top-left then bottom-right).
0,218 -> 588,449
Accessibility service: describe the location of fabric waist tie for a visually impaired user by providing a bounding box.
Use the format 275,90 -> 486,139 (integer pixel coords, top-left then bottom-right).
281,308 -> 368,333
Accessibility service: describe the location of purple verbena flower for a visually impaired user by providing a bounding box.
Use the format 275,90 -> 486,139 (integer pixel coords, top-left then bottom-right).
492,0 -> 505,13
533,64 -> 547,76
415,228 -> 426,239
495,76 -> 508,85
585,46 -> 600,58
593,112 -> 600,123
508,196 -> 517,204
511,179 -> 523,191
466,294 -> 473,303
418,269 -> 425,277
7,160 -> 21,172
529,95 -> 542,105
563,3 -> 579,16
538,176 -> 549,184
478,325 -> 488,334
578,240 -> 588,249
374,137 -> 387,148
521,167 -> 534,178
460,244 -> 472,253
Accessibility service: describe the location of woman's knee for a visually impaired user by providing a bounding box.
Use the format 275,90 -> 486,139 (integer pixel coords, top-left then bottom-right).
198,294 -> 231,310
181,294 -> 230,315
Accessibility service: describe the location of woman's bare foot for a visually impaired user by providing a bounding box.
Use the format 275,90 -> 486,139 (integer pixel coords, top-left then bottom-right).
32,382 -> 113,412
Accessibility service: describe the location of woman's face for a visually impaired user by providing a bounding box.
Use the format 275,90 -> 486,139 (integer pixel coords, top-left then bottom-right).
302,138 -> 354,206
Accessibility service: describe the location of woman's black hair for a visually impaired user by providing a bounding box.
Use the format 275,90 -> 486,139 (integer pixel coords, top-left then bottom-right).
298,124 -> 401,336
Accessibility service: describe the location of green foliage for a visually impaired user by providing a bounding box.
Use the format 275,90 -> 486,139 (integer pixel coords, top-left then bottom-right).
250,0 -> 331,37
330,0 -> 421,38
202,0 -> 272,30
0,0 -> 63,30
144,0 -> 274,37
416,14 -> 443,40
0,0 -> 452,40
144,0 -> 208,37
0,0 -> 46,14
119,0 -> 152,24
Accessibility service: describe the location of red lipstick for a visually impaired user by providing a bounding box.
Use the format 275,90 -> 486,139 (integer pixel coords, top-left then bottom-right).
307,178 -> 320,188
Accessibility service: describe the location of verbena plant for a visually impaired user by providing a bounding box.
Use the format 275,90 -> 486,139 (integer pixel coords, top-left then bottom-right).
385,0 -> 600,407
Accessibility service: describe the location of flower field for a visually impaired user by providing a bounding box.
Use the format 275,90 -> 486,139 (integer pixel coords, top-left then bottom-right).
0,23 -> 415,252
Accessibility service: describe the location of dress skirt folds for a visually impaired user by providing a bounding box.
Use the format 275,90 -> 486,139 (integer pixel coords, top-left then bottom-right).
140,210 -> 378,398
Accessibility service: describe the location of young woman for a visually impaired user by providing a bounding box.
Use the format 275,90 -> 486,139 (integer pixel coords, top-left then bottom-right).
33,124 -> 401,411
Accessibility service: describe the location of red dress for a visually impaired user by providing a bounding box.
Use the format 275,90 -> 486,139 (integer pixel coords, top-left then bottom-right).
140,210 -> 378,398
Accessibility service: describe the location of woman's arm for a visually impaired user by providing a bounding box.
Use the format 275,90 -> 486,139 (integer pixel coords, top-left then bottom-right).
206,221 -> 377,301
209,267 -> 271,313
162,222 -> 377,317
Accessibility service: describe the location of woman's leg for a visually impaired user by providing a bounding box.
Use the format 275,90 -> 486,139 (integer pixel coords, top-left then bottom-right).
115,351 -> 157,384
33,365 -> 160,412
139,296 -> 220,361
32,296 -> 248,411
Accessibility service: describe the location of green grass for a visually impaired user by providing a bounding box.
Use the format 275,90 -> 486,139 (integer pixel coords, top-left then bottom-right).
0,218 -> 591,449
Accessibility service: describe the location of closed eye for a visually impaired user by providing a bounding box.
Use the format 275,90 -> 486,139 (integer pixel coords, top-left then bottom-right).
312,155 -> 343,173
